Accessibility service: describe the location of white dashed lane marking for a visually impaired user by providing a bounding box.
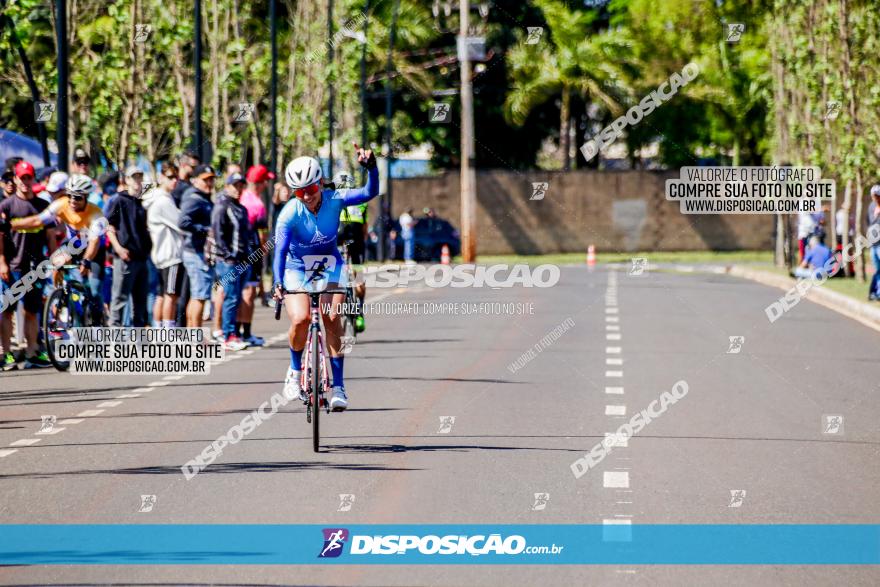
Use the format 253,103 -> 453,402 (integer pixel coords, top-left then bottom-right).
76,409 -> 104,417
58,418 -> 84,425
606,358 -> 623,365
35,428 -> 65,435
605,405 -> 627,416
10,438 -> 41,447
606,333 -> 622,341
0,449 -> 18,457
97,401 -> 122,408
606,347 -> 622,353
605,386 -> 624,395
603,471 -> 630,488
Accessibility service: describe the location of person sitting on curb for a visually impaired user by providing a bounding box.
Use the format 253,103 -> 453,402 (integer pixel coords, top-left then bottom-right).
794,235 -> 834,280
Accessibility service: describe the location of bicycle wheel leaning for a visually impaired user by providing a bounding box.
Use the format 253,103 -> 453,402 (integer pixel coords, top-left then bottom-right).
311,325 -> 321,453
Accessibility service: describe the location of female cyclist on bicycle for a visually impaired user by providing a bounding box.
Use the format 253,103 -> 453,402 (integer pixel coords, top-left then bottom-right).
273,143 -> 379,411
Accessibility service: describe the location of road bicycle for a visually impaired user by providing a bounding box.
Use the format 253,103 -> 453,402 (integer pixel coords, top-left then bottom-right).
42,264 -> 105,371
275,286 -> 346,453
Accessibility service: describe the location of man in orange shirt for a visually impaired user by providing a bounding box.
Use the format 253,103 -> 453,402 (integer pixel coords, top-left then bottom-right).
12,174 -> 107,320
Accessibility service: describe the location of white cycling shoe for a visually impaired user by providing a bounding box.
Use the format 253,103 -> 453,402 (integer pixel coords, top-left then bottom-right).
284,368 -> 308,403
329,386 -> 349,412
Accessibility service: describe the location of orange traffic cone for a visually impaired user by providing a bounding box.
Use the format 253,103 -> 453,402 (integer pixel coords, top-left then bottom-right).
440,244 -> 451,265
586,245 -> 596,267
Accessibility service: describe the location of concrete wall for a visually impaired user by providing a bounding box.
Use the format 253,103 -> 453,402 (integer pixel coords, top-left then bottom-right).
370,169 -> 774,254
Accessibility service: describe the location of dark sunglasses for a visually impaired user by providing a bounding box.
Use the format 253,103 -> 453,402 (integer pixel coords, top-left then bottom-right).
69,194 -> 86,201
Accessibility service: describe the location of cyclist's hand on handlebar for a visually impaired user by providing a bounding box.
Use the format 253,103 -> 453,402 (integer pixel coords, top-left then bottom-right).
354,142 -> 376,170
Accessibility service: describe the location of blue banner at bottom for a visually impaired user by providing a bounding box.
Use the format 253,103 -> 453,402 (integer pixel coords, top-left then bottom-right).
0,525 -> 878,565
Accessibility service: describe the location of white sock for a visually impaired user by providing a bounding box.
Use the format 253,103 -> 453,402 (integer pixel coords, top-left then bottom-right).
162,320 -> 176,329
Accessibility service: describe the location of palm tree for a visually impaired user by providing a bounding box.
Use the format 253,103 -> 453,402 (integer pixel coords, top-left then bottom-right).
504,0 -> 626,169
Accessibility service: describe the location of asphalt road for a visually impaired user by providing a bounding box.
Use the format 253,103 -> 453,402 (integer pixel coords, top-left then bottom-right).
0,266 -> 878,586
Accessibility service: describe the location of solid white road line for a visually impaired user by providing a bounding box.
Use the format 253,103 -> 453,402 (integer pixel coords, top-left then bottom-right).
603,471 -> 630,488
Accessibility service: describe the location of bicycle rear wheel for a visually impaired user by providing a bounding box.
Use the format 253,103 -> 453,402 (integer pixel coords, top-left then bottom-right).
311,328 -> 321,453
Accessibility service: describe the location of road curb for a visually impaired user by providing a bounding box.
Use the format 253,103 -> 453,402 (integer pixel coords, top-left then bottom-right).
724,265 -> 880,333
644,262 -> 880,333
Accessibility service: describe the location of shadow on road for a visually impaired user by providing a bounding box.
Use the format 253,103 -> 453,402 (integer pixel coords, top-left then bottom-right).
325,442 -> 583,454
357,338 -> 461,344
0,461 -> 420,480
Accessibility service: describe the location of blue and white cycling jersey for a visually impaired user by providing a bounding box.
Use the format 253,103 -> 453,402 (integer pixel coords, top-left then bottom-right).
273,166 -> 379,291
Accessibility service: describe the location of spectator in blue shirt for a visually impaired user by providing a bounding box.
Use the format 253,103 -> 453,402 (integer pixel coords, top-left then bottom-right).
794,235 -> 835,279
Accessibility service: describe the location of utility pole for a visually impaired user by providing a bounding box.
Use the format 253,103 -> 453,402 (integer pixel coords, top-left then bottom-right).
327,0 -> 335,179
359,0 -> 370,183
379,0 -> 400,261
458,0 -> 476,262
55,0 -> 68,171
270,0 -> 278,176
194,0 -> 203,160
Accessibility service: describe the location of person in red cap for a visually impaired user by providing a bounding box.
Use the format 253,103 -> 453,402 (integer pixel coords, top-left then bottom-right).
234,164 -> 273,345
0,161 -> 55,369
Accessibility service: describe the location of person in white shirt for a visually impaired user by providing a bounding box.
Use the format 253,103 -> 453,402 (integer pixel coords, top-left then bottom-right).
142,163 -> 186,328
399,208 -> 415,262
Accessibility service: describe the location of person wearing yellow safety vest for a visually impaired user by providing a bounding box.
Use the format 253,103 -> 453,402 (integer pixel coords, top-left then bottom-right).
338,201 -> 367,332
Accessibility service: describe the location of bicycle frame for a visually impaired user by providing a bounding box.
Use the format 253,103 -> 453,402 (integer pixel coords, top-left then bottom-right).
301,292 -> 331,414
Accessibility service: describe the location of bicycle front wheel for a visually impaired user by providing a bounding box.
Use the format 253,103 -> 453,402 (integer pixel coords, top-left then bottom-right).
311,328 -> 321,453
43,288 -> 72,372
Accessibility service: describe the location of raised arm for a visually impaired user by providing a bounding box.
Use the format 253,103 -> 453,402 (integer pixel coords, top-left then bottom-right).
340,165 -> 380,206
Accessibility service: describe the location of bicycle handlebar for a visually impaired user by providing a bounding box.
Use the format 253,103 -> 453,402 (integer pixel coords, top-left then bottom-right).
273,288 -> 349,321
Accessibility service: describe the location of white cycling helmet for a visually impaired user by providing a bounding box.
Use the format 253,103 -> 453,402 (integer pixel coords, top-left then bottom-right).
285,156 -> 322,189
66,173 -> 93,197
